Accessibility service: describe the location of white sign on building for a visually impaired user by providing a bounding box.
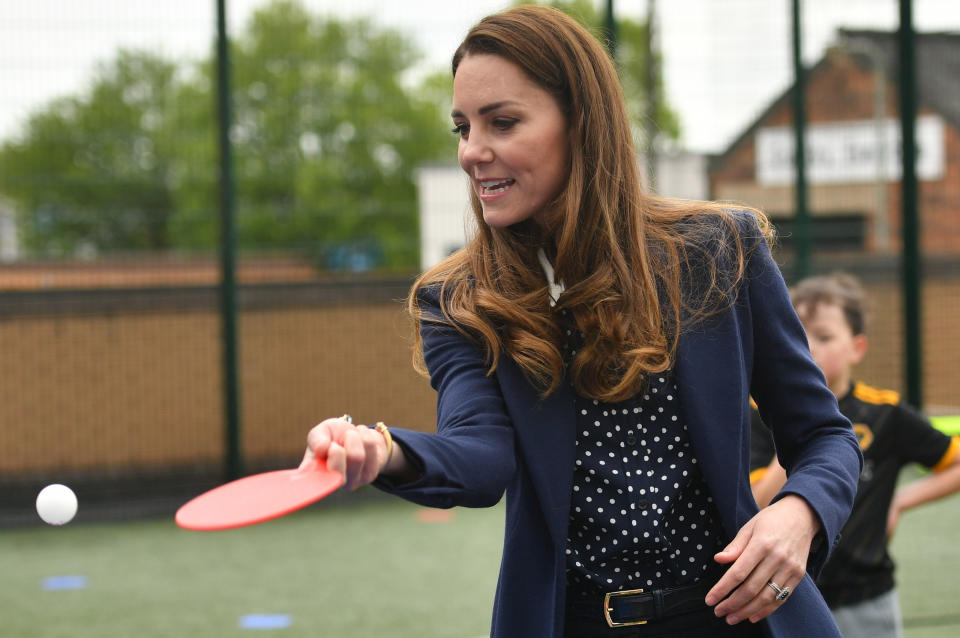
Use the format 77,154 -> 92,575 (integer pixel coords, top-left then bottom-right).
0,199 -> 19,262
755,114 -> 945,186
415,164 -> 474,271
416,152 -> 711,270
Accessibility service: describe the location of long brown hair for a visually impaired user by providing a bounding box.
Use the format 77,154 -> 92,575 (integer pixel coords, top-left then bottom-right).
409,5 -> 771,402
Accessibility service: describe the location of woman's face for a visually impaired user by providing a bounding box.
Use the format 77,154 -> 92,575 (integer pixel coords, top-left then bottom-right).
452,53 -> 570,229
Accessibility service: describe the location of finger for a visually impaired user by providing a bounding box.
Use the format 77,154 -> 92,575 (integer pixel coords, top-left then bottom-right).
711,540 -> 786,616
712,522 -> 752,564
746,597 -> 784,624
357,426 -> 383,486
326,441 -> 347,485
300,422 -> 333,470
341,427 -> 368,490
744,577 -> 795,623
304,416 -> 353,453
722,569 -> 783,624
711,557 -> 769,620
705,523 -> 756,606
721,552 -> 803,623
299,447 -> 313,470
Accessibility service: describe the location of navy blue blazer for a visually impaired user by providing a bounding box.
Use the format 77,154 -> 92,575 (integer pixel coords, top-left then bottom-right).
378,220 -> 862,637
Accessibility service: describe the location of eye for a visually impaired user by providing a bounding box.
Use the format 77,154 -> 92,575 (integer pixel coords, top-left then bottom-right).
493,118 -> 516,131
451,123 -> 469,137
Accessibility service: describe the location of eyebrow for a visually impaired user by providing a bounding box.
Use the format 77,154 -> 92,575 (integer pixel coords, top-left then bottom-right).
450,100 -> 521,119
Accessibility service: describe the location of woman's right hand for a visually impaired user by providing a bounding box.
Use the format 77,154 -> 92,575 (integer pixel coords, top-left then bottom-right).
300,415 -> 389,491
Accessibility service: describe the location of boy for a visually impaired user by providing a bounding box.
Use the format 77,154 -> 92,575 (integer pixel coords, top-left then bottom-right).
750,273 -> 960,638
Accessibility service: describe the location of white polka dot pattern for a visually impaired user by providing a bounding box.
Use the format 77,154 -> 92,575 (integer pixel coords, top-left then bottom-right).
561,324 -> 725,596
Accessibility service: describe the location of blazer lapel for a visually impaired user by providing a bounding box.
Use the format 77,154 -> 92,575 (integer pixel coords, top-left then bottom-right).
674,324 -> 749,534
496,358 -> 577,551
495,316 -> 751,550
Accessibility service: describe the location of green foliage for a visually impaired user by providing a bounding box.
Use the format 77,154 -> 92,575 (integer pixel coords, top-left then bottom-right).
520,0 -> 681,144
222,1 -> 455,268
0,51 -> 182,255
0,0 -> 455,269
0,0 -> 676,265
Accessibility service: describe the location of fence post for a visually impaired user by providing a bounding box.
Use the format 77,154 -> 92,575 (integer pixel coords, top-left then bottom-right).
604,0 -> 617,58
899,0 -> 922,409
791,0 -> 810,281
216,0 -> 242,480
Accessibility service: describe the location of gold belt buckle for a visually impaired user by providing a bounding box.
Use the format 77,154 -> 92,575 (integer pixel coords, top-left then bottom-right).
603,588 -> 648,628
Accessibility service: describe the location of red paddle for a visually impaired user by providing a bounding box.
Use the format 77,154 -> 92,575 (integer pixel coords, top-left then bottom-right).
175,457 -> 343,531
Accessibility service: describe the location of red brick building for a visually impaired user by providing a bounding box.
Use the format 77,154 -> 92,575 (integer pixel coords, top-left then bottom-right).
709,30 -> 960,256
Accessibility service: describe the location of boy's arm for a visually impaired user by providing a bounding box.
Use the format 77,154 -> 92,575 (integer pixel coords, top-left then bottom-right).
888,436 -> 960,539
747,404 -> 785,508
751,455 -> 788,508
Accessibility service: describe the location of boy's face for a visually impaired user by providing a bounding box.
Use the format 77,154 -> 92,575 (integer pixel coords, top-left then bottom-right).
795,300 -> 867,396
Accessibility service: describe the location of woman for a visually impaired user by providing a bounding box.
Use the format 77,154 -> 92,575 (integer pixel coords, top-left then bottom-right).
301,6 -> 861,637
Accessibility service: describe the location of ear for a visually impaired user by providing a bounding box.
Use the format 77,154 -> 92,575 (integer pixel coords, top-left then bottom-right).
851,334 -> 868,365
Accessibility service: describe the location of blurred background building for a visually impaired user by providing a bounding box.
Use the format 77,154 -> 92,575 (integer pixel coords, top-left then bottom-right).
417,149 -> 711,272
711,29 -> 959,257
0,0 -> 958,525
0,197 -> 18,262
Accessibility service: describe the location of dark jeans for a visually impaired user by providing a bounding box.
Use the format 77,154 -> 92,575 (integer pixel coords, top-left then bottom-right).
564,603 -> 766,638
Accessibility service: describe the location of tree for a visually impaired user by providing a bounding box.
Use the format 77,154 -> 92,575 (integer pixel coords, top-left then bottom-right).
523,0 -> 681,146
0,0 -> 455,269
218,0 -> 455,268
0,51 -> 182,255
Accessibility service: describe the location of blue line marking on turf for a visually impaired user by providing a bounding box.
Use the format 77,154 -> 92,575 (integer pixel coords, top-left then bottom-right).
42,575 -> 87,590
239,614 -> 293,629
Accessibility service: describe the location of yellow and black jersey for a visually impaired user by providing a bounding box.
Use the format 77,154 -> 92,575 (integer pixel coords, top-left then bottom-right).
750,382 -> 959,607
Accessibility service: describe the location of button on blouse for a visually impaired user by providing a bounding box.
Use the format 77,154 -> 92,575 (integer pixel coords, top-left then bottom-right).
561,317 -> 726,596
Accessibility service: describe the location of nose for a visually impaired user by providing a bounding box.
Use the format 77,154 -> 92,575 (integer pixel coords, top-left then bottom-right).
459,130 -> 494,173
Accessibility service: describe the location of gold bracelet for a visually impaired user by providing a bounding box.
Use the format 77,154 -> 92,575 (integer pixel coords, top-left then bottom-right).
372,422 -> 393,464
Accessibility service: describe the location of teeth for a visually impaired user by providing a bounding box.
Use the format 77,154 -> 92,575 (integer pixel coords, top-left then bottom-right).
481,179 -> 514,194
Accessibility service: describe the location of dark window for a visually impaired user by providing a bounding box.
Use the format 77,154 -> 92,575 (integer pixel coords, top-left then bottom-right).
770,214 -> 865,251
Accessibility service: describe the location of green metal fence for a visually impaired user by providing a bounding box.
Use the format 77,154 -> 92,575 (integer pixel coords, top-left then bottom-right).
1,0 -> 959,513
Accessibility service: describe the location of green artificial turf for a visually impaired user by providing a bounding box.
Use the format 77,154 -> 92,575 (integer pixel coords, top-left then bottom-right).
4,472 -> 959,638
3,495 -> 503,638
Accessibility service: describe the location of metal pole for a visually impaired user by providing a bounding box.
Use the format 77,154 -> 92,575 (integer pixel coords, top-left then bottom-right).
871,46 -> 890,253
899,0 -> 922,408
604,0 -> 617,59
791,0 -> 810,281
644,0 -> 658,192
216,0 -> 242,480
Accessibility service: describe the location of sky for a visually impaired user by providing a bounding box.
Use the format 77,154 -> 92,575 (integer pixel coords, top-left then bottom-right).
1,0 -> 958,153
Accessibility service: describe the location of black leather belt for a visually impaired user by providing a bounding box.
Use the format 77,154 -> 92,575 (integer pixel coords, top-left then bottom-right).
569,580 -> 713,628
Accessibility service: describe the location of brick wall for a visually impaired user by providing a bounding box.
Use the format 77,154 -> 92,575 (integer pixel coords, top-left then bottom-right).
2,269 -> 958,480
0,280 -> 436,476
710,49 -> 960,255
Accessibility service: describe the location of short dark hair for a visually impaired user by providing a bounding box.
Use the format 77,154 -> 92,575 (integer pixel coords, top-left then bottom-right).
790,272 -> 867,336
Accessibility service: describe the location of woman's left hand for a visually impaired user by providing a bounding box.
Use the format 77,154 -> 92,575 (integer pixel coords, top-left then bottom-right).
704,494 -> 821,624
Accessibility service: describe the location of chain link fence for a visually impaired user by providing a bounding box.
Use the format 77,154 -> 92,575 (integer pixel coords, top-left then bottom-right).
0,0 -> 958,521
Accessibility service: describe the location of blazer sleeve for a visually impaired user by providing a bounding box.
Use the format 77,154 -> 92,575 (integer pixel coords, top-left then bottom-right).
742,226 -> 862,573
372,284 -> 516,509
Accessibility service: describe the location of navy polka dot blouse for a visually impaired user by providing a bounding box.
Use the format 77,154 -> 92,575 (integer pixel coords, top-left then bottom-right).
561,316 -> 726,597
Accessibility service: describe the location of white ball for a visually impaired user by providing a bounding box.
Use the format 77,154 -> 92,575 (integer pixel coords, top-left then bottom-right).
36,484 -> 78,526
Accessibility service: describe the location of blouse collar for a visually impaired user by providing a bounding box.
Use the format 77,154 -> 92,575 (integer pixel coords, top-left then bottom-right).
536,248 -> 565,307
